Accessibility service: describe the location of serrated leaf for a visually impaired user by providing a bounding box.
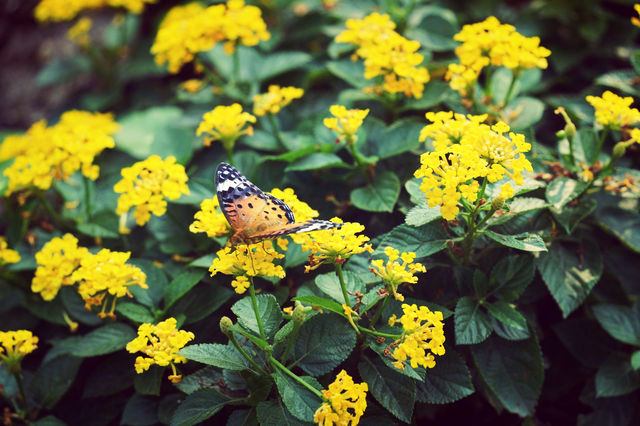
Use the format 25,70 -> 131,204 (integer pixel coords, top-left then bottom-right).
485,301 -> 527,331
350,171 -> 400,213
170,389 -> 235,426
595,354 -> 640,397
552,198 -> 597,235
545,177 -> 588,209
358,356 -> 415,423
484,230 -> 547,252
416,348 -> 474,404
595,70 -> 640,96
284,153 -> 346,172
490,254 -> 535,301
314,271 -> 365,304
256,400 -> 309,426
595,207 -> 640,253
116,302 -> 154,324
133,365 -> 164,396
292,314 -> 356,376
377,223 -> 451,258
327,60 -> 367,88
405,203 -> 441,226
167,284 -> 232,324
471,336 -> 543,417
122,394 -> 158,426
454,296 -> 492,345
179,343 -> 252,371
291,295 -> 344,314
232,294 -> 282,339
28,356 -> 82,410
592,303 -> 640,346
163,270 -> 206,309
491,317 -> 530,341
71,323 -> 136,357
504,97 -> 545,130
363,119 -> 422,159
273,371 -> 322,422
255,51 -> 312,82
488,197 -> 548,226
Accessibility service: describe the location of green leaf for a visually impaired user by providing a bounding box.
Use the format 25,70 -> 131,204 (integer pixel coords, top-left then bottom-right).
632,50 -> 640,74
122,394 -> 159,426
82,353 -> 135,398
272,371 -> 322,422
256,400 -> 309,426
595,354 -> 640,397
454,296 -> 492,345
284,153 -> 347,172
491,317 -> 530,341
552,198 -> 597,235
35,56 -> 91,87
573,128 -> 599,164
595,207 -> 640,253
504,97 -> 545,130
537,240 -> 603,317
71,323 -> 137,357
490,255 -> 536,301
488,197 -> 548,226
471,336 -> 543,417
166,284 -> 232,324
377,223 -> 451,258
592,303 -> 640,346
60,287 -> 102,326
359,356 -> 415,423
291,295 -> 344,315
179,343 -> 252,371
545,177 -> 588,209
405,203 -> 442,226
116,302 -> 154,324
32,416 -> 66,426
76,210 -> 119,238
595,70 -> 640,96
292,314 -> 356,376
484,230 -> 547,252
0,364 -> 18,398
232,294 -> 282,339
416,348 -> 474,404
134,365 -> 164,396
176,367 -> 222,395
28,356 -> 82,410
314,271 -> 365,305
327,60 -> 367,88
351,171 -> 400,213
254,51 -> 312,82
402,81 -> 452,111
364,119 -> 422,159
631,351 -> 640,371
163,270 -> 206,309
170,388 -> 235,426
553,317 -> 611,368
129,259 -> 169,309
485,301 -> 527,331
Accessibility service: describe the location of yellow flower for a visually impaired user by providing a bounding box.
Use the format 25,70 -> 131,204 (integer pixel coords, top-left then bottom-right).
35,0 -> 158,22
0,330 -> 38,371
32,234 -> 89,301
302,219 -> 373,271
336,12 -> 430,98
179,79 -> 205,93
313,370 -> 368,426
586,91 -> 640,129
196,103 -> 256,149
67,17 -> 92,46
390,304 -> 445,370
370,247 -> 425,302
2,110 -> 118,195
253,85 -> 304,116
114,155 -> 190,227
71,248 -> 148,318
209,242 -> 285,293
0,237 -> 20,266
189,197 -> 231,238
268,187 -> 319,246
126,317 -> 194,383
633,4 -> 640,27
323,105 -> 369,145
151,0 -> 269,73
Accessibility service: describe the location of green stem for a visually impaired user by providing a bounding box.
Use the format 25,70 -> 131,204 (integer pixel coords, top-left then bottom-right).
83,176 -> 92,220
248,277 -> 266,340
228,333 -> 268,375
38,194 -> 65,226
357,325 -> 401,340
267,113 -> 285,149
223,141 -> 235,165
503,69 -> 520,106
280,321 -> 301,365
269,357 -> 324,399
195,57 -> 225,88
596,127 -> 609,160
369,295 -> 390,327
335,263 -> 351,307
14,370 -> 29,415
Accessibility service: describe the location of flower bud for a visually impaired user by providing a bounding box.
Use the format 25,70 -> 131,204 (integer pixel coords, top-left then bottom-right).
220,316 -> 233,336
292,304 -> 306,325
491,196 -> 506,211
612,140 -> 635,162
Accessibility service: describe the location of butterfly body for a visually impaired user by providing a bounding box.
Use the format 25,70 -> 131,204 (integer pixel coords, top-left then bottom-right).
215,163 -> 342,245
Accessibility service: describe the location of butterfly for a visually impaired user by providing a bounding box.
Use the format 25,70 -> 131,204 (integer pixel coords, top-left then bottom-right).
215,163 -> 343,245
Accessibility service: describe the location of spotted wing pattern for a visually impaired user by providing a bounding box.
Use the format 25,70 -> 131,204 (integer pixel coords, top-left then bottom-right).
215,163 -> 342,244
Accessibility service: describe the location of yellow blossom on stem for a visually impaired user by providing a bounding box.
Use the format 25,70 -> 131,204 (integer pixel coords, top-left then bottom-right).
633,4 -> 640,27
179,79 -> 205,93
71,248 -> 148,318
34,0 -> 158,22
586,91 -> 640,129
370,247 -> 425,302
268,187 -> 319,247
31,234 -> 89,301
302,219 -> 372,272
209,242 -> 285,293
125,317 -> 194,383
0,237 -> 20,266
196,104 -> 256,150
1,110 -> 118,195
313,370 -> 368,426
389,304 -> 445,370
0,330 -> 38,372
67,17 -> 92,46
253,85 -> 304,117
220,0 -> 271,54
114,155 -> 190,227
189,197 -> 231,238
323,105 -> 369,145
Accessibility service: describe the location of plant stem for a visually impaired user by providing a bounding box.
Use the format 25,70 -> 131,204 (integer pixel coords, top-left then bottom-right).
38,194 -> 65,226
248,277 -> 266,340
357,325 -> 401,340
267,113 -> 285,150
83,176 -> 92,220
228,332 -> 268,375
503,69 -> 520,106
596,127 -> 609,160
368,295 -> 390,327
280,321 -> 301,365
269,357 -> 324,399
14,370 -> 29,415
335,263 -> 351,307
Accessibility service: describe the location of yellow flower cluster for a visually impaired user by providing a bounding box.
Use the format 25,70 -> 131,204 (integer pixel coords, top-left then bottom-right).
388,304 -> 445,370
179,79 -> 205,94
34,0 -> 157,22
633,4 -> 640,27
0,237 -> 20,265
189,197 -> 230,238
586,91 -> 640,129
324,105 -> 369,145
446,16 -> 551,96
209,243 -> 285,293
31,234 -> 147,317
114,155 -> 190,226
67,17 -> 92,46
336,12 -> 430,98
302,219 -> 373,271
0,330 -> 38,362
415,112 -> 532,220
1,110 -> 118,195
269,187 -> 319,247
125,317 -> 194,383
253,85 -> 304,117
313,370 -> 368,426
196,104 -> 256,148
370,247 -> 425,301
151,0 -> 270,73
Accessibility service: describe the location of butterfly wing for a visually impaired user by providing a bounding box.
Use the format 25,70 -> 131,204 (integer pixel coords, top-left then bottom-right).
245,219 -> 343,243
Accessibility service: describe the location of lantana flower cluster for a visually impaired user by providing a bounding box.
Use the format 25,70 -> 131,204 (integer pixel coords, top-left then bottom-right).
151,0 -> 270,73
446,16 -> 551,97
31,234 -> 147,317
0,237 -> 21,266
34,0 -> 157,22
0,110 -> 118,195
126,317 -> 194,383
190,197 -> 230,238
253,85 -> 304,116
0,330 -> 38,372
388,304 -> 446,370
302,219 -> 373,271
370,247 -> 426,301
586,90 -> 640,130
336,12 -> 430,98
324,105 -> 369,145
415,111 -> 532,220
313,370 -> 368,426
114,155 -> 190,227
197,103 -> 256,150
